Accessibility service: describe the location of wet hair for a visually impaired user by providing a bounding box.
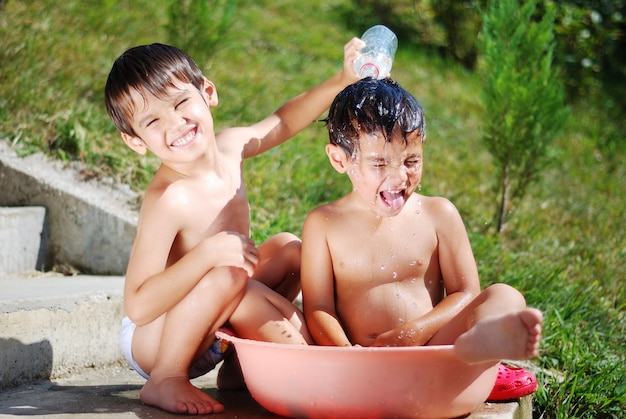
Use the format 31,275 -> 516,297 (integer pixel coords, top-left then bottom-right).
104,43 -> 206,136
325,78 -> 426,158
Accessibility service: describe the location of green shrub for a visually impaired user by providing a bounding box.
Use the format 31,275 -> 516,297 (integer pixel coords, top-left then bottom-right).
478,0 -> 569,232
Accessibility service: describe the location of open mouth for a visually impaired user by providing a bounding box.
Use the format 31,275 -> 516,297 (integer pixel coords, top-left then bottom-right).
380,190 -> 405,211
171,128 -> 196,148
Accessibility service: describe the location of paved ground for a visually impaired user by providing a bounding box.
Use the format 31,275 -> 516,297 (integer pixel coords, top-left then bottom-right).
0,362 -> 528,419
0,363 -> 279,419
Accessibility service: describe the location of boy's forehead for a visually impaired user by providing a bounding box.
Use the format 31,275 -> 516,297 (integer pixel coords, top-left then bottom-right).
357,131 -> 423,156
128,82 -> 190,116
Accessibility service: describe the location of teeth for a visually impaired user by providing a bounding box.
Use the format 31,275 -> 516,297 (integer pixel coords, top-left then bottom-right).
171,130 -> 195,147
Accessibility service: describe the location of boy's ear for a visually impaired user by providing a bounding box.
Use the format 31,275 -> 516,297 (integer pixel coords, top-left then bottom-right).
325,144 -> 349,174
121,132 -> 148,155
202,78 -> 219,107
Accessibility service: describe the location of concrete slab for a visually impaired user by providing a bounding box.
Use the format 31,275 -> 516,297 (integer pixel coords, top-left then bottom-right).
0,142 -> 138,275
0,364 -> 273,419
0,364 -> 527,419
0,207 -> 46,275
0,274 -> 124,389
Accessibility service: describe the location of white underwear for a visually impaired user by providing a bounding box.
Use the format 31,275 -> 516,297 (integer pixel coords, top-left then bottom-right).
119,316 -> 229,379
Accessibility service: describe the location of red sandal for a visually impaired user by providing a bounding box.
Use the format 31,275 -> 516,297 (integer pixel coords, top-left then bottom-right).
487,363 -> 538,401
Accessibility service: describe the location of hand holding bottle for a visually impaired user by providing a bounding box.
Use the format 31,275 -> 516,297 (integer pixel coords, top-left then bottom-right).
354,25 -> 398,79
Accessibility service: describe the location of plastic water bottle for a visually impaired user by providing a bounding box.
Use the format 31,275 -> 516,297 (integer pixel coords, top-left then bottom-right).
354,25 -> 398,79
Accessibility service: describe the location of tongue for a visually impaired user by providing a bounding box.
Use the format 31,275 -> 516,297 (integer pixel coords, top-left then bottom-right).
382,191 -> 404,210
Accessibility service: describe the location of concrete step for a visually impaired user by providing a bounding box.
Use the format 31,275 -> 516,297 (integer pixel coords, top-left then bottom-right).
0,206 -> 46,276
0,274 -> 124,389
0,141 -> 138,275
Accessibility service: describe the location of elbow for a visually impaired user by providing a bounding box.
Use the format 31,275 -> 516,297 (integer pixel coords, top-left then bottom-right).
124,302 -> 154,327
124,306 -> 142,326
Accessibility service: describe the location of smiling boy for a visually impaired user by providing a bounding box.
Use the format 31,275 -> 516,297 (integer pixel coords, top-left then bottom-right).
105,41 -> 361,415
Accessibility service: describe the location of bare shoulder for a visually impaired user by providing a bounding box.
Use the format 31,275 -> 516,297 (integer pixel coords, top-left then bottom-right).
303,198 -> 351,238
215,126 -> 252,152
419,195 -> 467,237
139,174 -> 192,228
306,194 -> 352,221
421,195 -> 461,217
216,126 -> 264,158
304,201 -> 335,228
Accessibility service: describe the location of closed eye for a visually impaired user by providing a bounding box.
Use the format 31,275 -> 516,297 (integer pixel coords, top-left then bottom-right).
175,98 -> 189,109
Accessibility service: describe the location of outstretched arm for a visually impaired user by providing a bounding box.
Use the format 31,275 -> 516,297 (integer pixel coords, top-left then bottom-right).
240,38 -> 363,158
301,208 -> 352,346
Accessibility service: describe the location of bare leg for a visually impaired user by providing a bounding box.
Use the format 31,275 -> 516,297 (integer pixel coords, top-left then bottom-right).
448,284 -> 543,364
134,267 -> 247,414
428,284 -> 543,364
229,279 -> 314,344
217,280 -> 313,390
253,232 -> 302,302
217,233 -> 307,389
216,348 -> 245,390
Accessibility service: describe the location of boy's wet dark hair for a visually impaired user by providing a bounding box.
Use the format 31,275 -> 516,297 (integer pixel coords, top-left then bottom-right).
104,43 -> 206,137
325,78 -> 426,158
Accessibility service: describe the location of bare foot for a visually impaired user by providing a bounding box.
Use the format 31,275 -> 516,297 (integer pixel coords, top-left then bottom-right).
454,308 -> 543,364
140,374 -> 225,415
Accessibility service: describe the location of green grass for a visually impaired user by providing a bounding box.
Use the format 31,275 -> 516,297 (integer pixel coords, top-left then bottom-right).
1,1 -> 624,417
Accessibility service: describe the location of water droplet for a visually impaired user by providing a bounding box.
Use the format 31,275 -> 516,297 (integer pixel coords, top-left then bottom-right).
392,271 -> 398,279
380,264 -> 386,270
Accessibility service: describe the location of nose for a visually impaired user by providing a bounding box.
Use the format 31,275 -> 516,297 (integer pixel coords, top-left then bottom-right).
164,111 -> 187,134
386,164 -> 409,183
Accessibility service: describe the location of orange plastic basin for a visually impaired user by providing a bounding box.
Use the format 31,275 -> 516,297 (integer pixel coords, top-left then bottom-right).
216,331 -> 498,419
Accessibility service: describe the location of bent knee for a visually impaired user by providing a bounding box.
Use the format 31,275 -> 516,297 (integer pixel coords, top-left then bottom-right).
273,231 -> 301,246
282,238 -> 302,266
197,267 -> 248,295
267,232 -> 302,271
484,283 -> 526,307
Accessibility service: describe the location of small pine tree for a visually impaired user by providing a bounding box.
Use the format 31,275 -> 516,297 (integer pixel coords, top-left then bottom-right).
478,0 -> 569,233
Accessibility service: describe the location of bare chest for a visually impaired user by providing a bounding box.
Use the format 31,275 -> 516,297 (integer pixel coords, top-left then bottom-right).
329,219 -> 438,284
170,175 -> 250,259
